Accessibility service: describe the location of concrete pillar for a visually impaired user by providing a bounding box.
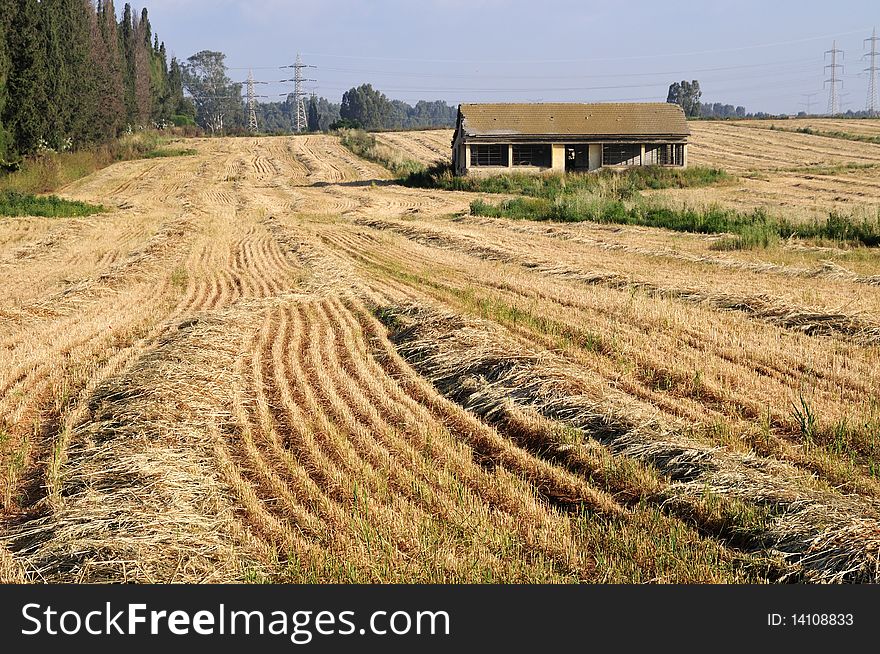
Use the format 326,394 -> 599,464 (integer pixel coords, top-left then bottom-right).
508,144 -> 514,169
465,144 -> 471,171
551,144 -> 566,172
640,144 -> 645,166
682,143 -> 688,168
588,144 -> 601,171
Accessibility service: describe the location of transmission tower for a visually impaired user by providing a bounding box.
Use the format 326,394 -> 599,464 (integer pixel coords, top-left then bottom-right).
283,54 -> 316,132
799,92 -> 819,115
824,40 -> 844,115
246,70 -> 258,133
866,27 -> 879,116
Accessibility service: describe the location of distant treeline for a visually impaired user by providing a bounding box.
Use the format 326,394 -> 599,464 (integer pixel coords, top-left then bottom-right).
0,1 -> 191,164
252,83 -> 457,134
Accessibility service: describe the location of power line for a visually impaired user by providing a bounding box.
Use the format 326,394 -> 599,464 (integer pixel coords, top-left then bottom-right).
866,27 -> 879,116
825,40 -> 844,115
300,28 -> 867,65
313,57 -> 821,81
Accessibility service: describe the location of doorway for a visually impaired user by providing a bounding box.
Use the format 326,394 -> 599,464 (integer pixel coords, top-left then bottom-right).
565,145 -> 589,172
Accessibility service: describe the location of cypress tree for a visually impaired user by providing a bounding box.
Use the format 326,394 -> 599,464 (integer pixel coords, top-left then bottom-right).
61,0 -> 100,147
132,12 -> 151,123
0,0 -> 17,161
95,0 -> 126,137
168,56 -> 186,117
119,2 -> 135,124
42,0 -> 68,149
4,0 -> 49,155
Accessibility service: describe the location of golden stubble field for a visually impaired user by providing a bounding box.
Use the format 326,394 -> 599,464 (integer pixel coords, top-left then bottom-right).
1,121 -> 879,583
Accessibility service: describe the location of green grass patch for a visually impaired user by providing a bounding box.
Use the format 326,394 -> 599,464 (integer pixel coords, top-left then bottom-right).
0,191 -> 105,217
470,193 -> 880,249
790,125 -> 880,146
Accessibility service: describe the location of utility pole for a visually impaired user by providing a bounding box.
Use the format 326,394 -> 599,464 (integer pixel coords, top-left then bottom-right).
824,40 -> 844,115
799,92 -> 819,115
247,70 -> 258,133
283,54 -> 316,132
866,27 -> 879,116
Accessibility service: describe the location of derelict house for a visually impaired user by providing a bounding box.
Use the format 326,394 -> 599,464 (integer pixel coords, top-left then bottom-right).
452,102 -> 690,175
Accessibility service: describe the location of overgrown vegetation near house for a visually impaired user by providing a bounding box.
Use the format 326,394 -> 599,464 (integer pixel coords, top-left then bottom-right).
403,161 -> 731,197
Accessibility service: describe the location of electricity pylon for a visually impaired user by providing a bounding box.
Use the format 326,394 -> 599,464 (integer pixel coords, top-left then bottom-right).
283,54 -> 316,132
866,28 -> 879,116
824,41 -> 844,115
247,70 -> 258,133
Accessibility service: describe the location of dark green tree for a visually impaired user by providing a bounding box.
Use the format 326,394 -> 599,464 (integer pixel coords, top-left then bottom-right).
307,95 -> 320,132
93,0 -> 126,138
667,80 -> 702,117
0,0 -> 17,161
119,2 -> 136,123
3,0 -> 49,155
54,0 -> 98,148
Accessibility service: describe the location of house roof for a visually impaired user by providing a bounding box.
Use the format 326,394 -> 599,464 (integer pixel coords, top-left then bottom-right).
458,102 -> 690,138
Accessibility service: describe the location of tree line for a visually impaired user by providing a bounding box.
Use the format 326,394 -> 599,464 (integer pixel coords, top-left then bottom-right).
0,0 -> 190,164
181,55 -> 458,135
667,80 -> 771,119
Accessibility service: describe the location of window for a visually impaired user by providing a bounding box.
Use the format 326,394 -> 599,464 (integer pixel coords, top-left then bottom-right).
646,144 -> 685,166
471,144 -> 505,167
512,144 -> 550,167
602,144 -> 641,166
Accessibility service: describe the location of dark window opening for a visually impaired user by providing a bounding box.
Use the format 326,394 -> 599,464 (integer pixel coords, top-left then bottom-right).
565,145 -> 589,171
645,144 -> 685,166
471,144 -> 506,167
602,144 -> 641,166
512,144 -> 550,167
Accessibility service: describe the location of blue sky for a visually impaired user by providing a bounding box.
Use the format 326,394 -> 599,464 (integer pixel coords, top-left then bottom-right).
143,0 -> 879,114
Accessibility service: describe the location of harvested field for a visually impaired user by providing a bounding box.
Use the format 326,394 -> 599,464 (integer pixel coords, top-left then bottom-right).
2,130 -> 879,583
736,118 -> 880,140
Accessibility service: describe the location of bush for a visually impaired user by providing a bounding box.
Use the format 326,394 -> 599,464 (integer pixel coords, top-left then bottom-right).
330,118 -> 362,130
171,114 -> 196,127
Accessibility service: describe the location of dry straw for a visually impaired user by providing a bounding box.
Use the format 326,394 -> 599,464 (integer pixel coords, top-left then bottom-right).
380,302 -> 880,583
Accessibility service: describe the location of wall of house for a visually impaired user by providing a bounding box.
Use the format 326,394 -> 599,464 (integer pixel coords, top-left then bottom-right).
551,144 -> 566,172
457,140 -> 687,175
588,144 -> 602,171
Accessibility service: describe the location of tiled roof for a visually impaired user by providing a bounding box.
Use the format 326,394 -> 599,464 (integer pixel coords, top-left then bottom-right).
459,102 -> 690,137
